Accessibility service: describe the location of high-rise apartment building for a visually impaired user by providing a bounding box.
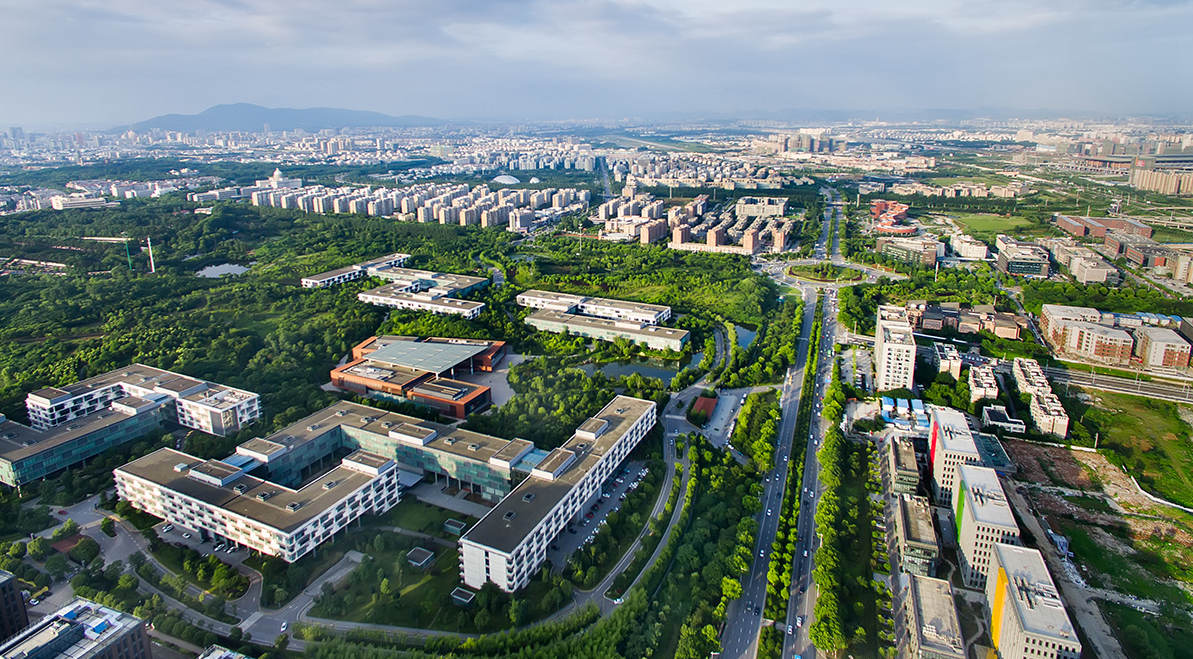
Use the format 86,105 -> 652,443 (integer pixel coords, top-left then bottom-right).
876,306 -> 917,392
897,574 -> 965,659
0,570 -> 28,643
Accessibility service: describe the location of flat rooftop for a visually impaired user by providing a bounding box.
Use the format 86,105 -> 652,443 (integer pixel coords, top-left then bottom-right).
517,289 -> 585,305
906,575 -> 965,658
339,361 -> 427,390
359,284 -> 486,313
975,432 -> 1015,472
931,407 -> 980,457
245,401 -> 529,468
370,267 -> 486,291
890,437 -> 918,473
881,323 -> 915,345
958,464 -> 1017,529
525,309 -> 689,343
302,264 -> 359,282
0,597 -> 143,659
897,495 -> 938,548
117,446 -> 389,533
24,363 -> 255,412
0,400 -> 154,463
461,396 -> 655,554
366,340 -> 489,375
992,543 -> 1079,644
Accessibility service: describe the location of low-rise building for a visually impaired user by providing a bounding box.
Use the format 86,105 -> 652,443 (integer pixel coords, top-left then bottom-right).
950,234 -> 988,260
330,336 -> 505,418
985,544 -> 1082,659
1135,326 -> 1191,368
357,268 -> 489,319
996,237 -> 1050,277
516,290 -> 671,324
955,465 -> 1021,589
523,309 -> 690,351
459,396 -> 656,591
981,405 -> 1026,435
932,343 -> 962,380
877,236 -> 944,267
300,253 -> 409,288
25,364 -> 260,436
0,597 -> 152,659
968,365 -> 999,404
897,574 -> 965,659
895,495 -> 939,577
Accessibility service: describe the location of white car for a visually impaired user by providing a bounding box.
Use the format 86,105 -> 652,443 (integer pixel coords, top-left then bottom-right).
281,622 -> 288,632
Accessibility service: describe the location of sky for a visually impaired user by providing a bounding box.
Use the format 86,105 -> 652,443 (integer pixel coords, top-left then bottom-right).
2,0 -> 1192,129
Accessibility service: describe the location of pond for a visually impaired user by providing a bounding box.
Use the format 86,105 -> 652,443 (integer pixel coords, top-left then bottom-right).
734,324 -> 757,350
579,351 -> 704,381
196,263 -> 250,278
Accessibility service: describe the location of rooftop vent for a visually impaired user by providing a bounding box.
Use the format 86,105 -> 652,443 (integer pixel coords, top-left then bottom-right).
233,484 -> 247,494
306,424 -> 319,431
522,493 -> 536,503
381,421 -> 394,429
503,511 -> 517,521
173,463 -> 190,473
256,491 -> 275,502
323,480 -> 338,490
444,437 -> 458,445
467,443 -> 481,451
336,410 -> 348,416
286,502 -> 302,512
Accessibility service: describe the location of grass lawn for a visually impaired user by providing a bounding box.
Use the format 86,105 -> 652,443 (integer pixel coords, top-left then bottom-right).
787,263 -> 864,282
1077,389 -> 1193,508
382,499 -> 476,539
1152,226 -> 1193,244
309,532 -> 566,632
945,212 -> 1036,239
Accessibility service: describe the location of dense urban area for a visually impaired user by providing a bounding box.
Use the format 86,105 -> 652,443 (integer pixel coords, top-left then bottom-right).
2,114 -> 1193,659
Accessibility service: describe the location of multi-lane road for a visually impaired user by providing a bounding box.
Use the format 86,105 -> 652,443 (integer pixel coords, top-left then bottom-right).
722,189 -> 842,659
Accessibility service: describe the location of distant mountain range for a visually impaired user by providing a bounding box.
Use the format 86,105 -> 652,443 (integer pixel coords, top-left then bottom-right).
125,103 -> 445,132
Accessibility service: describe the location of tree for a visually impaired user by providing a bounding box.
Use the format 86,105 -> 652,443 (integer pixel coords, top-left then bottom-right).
7,542 -> 25,559
100,517 -> 116,537
27,537 -> 50,561
509,598 -> 526,626
51,519 -> 79,540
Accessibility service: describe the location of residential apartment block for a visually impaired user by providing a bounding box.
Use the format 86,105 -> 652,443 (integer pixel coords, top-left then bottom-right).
1134,326 -> 1191,368
897,574 -> 965,659
876,306 -> 917,392
0,597 -> 152,659
955,465 -> 1021,589
357,268 -> 489,319
1054,214 -> 1152,239
932,342 -> 962,380
330,336 -> 505,418
895,495 -> 939,577
928,406 -> 981,505
985,544 -> 1082,659
968,365 -> 1000,404
1011,358 -> 1069,437
1039,305 -> 1133,366
460,396 -> 656,592
950,233 -> 989,260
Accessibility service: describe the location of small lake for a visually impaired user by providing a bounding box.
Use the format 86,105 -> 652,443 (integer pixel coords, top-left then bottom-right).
734,325 -> 757,350
580,351 -> 704,381
196,263 -> 250,278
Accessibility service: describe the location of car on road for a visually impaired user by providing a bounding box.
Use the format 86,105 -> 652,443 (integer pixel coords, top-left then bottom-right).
759,549 -> 765,557
163,524 -> 174,533
28,598 -> 39,606
803,549 -> 808,557
280,622 -> 288,632
182,532 -> 192,539
767,508 -> 772,516
796,615 -> 804,628
787,625 -> 794,635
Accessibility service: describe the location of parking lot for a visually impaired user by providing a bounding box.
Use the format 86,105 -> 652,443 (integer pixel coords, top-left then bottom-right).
153,521 -> 250,565
547,460 -> 648,568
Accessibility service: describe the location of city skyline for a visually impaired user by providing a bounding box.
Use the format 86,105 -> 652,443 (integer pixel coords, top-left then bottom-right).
4,0 -> 1193,129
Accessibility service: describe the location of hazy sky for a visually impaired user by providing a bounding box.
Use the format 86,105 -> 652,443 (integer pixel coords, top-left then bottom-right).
3,0 -> 1192,129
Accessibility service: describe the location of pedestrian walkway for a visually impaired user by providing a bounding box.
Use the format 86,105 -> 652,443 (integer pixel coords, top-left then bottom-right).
408,482 -> 492,518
